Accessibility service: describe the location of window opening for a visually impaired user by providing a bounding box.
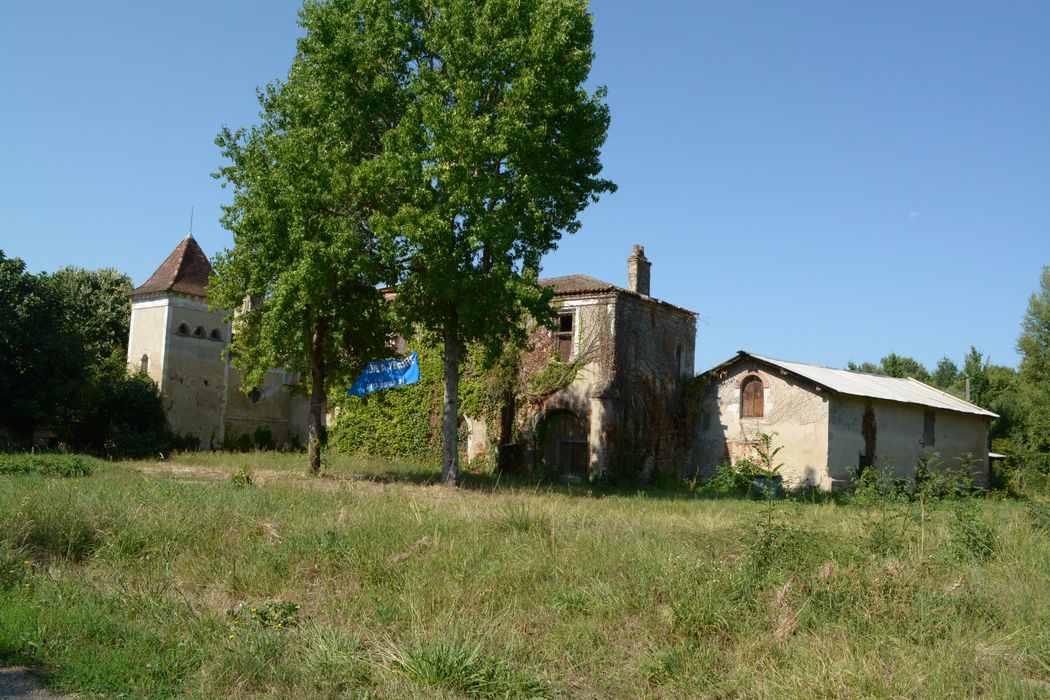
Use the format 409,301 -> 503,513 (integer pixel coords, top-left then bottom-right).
923,411 -> 935,447
176,323 -> 189,335
193,326 -> 205,337
556,312 -> 574,362
248,388 -> 262,404
209,328 -> 222,341
741,376 -> 764,418
140,354 -> 149,374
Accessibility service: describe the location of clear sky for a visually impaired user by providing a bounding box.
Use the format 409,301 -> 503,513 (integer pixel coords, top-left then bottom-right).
2,1 -> 1047,373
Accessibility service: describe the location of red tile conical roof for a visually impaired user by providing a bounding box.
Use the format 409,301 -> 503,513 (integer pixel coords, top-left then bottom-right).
128,235 -> 213,298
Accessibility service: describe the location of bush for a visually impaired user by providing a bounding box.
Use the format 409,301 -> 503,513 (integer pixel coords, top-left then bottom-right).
0,452 -> 95,477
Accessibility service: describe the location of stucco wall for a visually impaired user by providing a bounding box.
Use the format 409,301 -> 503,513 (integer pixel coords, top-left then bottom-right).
161,296 -> 229,446
126,297 -> 169,387
697,360 -> 830,489
828,396 -> 990,486
128,292 -> 310,448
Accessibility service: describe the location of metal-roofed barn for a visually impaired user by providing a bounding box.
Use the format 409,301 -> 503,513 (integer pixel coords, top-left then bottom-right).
696,351 -> 997,490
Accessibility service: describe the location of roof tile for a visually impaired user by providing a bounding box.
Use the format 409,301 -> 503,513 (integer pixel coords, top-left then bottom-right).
128,236 -> 212,298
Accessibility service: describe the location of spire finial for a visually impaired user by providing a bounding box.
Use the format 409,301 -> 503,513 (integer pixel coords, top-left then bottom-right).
187,206 -> 194,239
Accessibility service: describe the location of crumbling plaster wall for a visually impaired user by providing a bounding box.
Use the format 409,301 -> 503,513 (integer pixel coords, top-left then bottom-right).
829,396 -> 990,487
609,294 -> 697,477
698,360 -> 830,489
523,294 -> 618,475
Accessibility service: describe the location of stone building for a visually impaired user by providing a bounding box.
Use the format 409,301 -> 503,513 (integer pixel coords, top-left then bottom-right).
696,351 -> 996,490
126,235 -> 309,448
506,245 -> 698,480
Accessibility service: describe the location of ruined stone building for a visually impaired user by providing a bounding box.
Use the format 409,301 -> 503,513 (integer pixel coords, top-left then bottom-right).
502,245 -> 698,480
126,235 -> 309,447
696,351 -> 996,490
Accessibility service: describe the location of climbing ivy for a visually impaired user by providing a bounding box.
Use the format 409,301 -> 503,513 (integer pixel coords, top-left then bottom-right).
329,341 -> 519,463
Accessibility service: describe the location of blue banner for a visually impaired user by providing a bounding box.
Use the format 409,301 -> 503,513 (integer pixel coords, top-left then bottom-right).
348,352 -> 420,396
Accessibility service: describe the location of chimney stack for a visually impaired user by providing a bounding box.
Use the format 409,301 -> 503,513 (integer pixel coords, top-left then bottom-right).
627,244 -> 651,296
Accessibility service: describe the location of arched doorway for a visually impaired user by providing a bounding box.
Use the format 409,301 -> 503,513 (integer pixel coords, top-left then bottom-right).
538,409 -> 589,481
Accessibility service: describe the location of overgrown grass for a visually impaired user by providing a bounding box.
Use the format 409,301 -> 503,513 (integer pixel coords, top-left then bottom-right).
1,451 -> 1048,698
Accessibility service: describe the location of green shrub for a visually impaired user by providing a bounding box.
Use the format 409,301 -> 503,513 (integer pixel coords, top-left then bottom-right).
947,500 -> 997,561
229,465 -> 254,488
0,452 -> 95,477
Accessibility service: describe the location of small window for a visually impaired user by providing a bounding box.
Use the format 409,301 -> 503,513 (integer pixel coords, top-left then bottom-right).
675,345 -> 683,376
741,376 -> 764,418
176,323 -> 189,335
248,388 -> 262,404
209,328 -> 222,341
556,312 -> 574,362
923,411 -> 935,447
193,326 -> 205,337
140,353 -> 149,374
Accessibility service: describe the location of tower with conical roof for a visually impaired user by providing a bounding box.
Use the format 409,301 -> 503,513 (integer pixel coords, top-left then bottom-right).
127,235 -> 308,448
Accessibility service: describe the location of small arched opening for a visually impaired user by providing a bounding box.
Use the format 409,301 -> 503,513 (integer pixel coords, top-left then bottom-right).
140,353 -> 149,374
193,326 -> 206,338
209,328 -> 223,341
176,322 -> 189,335
538,409 -> 589,481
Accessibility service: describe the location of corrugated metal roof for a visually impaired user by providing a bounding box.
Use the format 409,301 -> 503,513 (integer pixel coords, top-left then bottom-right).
713,352 -> 998,418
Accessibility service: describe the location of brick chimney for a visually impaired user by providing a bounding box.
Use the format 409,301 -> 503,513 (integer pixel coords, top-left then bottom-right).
627,244 -> 651,296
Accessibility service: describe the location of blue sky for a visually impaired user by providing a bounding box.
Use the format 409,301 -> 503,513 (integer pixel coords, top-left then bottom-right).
2,1 -> 1047,373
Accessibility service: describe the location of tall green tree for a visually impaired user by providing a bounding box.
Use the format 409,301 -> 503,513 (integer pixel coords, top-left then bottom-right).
930,356 -> 960,392
49,266 -> 132,365
1017,266 -> 1050,459
377,0 -> 615,485
212,0 -> 412,472
0,252 -> 85,441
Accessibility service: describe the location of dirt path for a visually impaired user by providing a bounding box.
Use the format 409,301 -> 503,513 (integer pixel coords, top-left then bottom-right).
0,667 -> 76,699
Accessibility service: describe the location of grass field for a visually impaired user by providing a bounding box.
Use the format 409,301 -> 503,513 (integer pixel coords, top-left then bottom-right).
1,452 -> 1049,698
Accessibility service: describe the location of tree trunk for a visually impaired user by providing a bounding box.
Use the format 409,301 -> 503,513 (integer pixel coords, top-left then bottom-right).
442,323 -> 460,486
307,322 -> 327,474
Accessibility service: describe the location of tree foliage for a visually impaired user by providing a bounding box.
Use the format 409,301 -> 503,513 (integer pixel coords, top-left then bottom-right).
0,250 -> 173,454
374,0 -> 615,484
211,0 -> 414,471
1018,266 -> 1050,456
0,252 -> 85,440
216,0 -> 614,482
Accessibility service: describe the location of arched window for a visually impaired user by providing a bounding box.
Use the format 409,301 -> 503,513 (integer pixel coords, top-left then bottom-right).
248,388 -> 262,404
177,322 -> 189,335
209,328 -> 222,341
140,353 -> 149,374
741,376 -> 764,418
194,325 -> 205,337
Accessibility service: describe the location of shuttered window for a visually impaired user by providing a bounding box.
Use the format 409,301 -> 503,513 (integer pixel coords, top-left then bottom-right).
556,313 -> 574,362
741,376 -> 764,418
